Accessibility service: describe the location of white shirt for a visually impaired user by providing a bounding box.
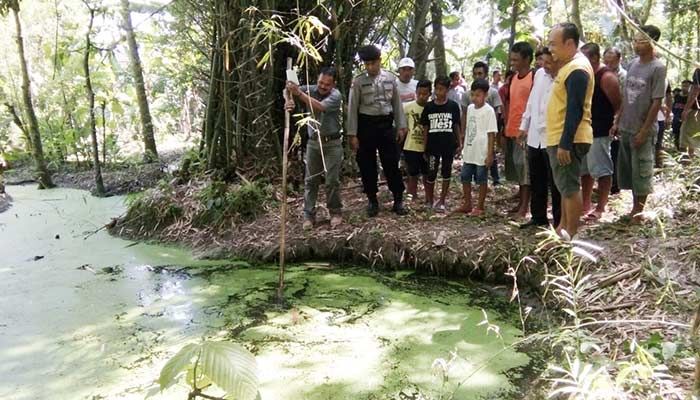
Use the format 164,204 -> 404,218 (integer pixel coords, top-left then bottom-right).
520,68 -> 554,149
397,79 -> 418,103
462,103 -> 497,165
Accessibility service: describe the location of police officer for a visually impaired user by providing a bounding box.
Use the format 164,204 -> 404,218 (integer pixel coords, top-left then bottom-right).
347,45 -> 408,217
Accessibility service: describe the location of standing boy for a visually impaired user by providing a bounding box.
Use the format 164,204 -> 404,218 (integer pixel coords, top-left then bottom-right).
456,79 -> 497,216
462,61 -> 503,185
400,80 -> 432,202
612,25 -> 667,222
420,76 -> 462,212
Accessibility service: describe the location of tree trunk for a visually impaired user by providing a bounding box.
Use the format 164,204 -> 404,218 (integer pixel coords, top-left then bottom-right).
696,9 -> 700,62
11,3 -> 54,189
83,5 -> 105,196
120,0 -> 158,162
639,0 -> 654,25
407,0 -> 431,80
4,103 -> 32,152
571,0 -> 584,41
485,1 -> 496,65
617,0 -> 631,44
430,0 -> 447,78
101,100 -> 107,163
508,0 -> 518,50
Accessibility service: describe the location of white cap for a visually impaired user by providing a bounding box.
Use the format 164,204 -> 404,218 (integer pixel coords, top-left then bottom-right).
398,57 -> 415,69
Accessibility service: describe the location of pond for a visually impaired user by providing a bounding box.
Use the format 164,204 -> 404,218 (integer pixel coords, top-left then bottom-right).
0,185 -> 531,400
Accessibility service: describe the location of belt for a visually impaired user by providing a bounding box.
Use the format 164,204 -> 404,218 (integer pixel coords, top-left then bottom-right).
309,135 -> 342,143
358,113 -> 393,121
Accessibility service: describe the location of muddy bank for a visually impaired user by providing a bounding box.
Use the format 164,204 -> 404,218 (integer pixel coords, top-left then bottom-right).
2,150 -> 184,196
111,180 -> 573,292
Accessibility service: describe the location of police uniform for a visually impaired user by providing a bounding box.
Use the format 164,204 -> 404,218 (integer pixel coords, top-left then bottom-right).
347,69 -> 407,211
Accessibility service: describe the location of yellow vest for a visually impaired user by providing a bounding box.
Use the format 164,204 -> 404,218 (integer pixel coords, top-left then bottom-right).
546,52 -> 594,147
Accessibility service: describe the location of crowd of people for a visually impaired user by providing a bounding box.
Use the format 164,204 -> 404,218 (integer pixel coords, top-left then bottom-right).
285,22 -> 700,238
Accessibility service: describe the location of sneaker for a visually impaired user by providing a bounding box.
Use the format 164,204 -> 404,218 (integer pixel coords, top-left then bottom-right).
366,199 -> 379,217
392,200 -> 408,215
330,215 -> 342,228
302,219 -> 314,230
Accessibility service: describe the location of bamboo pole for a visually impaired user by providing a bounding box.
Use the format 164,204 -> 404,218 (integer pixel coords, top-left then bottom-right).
277,57 -> 292,304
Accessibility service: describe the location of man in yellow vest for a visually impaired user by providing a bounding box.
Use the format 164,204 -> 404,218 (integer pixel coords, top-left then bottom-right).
546,22 -> 594,238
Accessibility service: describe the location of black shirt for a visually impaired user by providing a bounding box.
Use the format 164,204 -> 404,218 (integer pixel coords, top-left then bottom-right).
420,99 -> 461,154
591,66 -> 615,138
672,94 -> 687,121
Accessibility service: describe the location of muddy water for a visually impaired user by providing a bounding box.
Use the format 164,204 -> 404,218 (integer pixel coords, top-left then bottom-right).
0,186 -> 530,400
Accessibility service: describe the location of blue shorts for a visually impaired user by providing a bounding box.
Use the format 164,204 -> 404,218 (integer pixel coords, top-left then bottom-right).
460,163 -> 488,185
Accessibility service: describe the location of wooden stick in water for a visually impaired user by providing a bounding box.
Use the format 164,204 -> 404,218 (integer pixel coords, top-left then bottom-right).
277,57 -> 293,304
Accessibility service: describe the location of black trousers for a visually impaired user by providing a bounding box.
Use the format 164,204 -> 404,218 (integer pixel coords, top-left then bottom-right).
672,118 -> 682,150
356,114 -> 405,199
528,146 -> 561,227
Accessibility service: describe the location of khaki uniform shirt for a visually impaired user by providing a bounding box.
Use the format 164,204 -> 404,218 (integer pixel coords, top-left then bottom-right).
346,70 -> 407,136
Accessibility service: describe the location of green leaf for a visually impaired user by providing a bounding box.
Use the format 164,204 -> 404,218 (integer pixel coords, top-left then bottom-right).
199,341 -> 259,400
159,343 -> 201,391
442,14 -> 461,30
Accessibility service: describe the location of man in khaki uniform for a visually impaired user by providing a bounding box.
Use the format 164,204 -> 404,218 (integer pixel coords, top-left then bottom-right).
347,45 -> 407,217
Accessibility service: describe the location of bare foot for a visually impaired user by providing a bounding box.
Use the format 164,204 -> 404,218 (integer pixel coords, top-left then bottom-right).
584,210 -> 602,223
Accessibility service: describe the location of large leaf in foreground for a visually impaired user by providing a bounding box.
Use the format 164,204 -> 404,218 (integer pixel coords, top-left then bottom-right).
199,341 -> 259,400
159,343 -> 201,391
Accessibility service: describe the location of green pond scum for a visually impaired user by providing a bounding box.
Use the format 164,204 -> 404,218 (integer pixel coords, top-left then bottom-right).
0,186 -> 534,400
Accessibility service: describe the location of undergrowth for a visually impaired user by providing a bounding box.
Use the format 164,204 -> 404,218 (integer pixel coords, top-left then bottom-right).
122,179 -> 272,235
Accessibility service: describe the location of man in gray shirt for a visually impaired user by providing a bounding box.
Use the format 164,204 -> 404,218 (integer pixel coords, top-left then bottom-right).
612,25 -> 667,223
347,45 -> 408,217
286,67 -> 344,230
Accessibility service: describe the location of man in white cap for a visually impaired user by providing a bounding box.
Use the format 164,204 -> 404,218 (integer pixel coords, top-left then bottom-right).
397,57 -> 418,103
